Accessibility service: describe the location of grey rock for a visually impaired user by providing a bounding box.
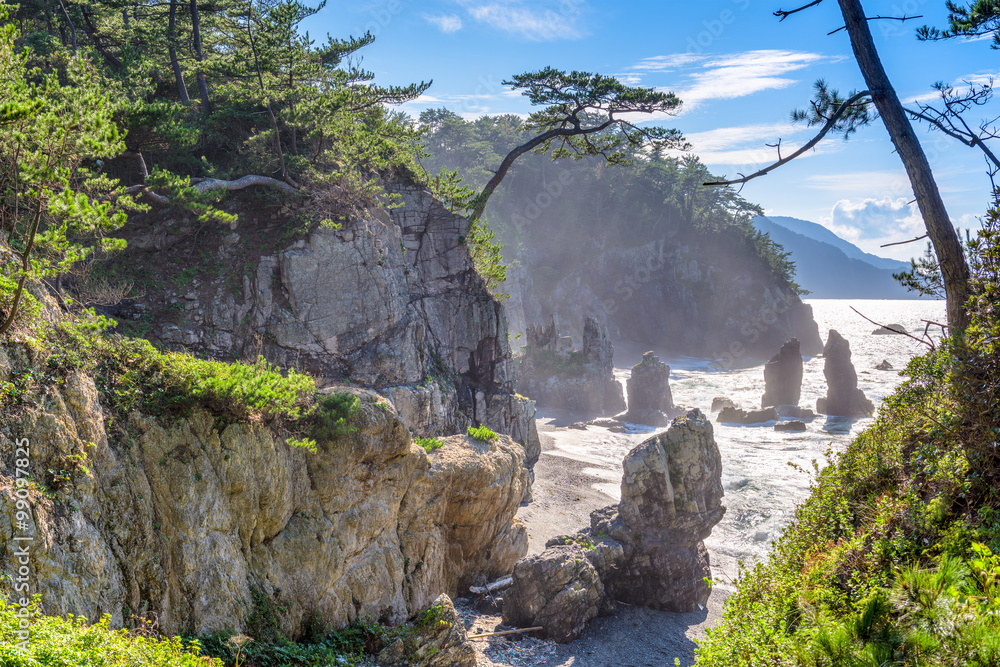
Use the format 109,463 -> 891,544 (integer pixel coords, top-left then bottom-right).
775,405 -> 816,420
717,406 -> 779,424
517,316 -> 624,415
624,352 -> 674,425
502,545 -> 604,643
761,338 -> 803,408
875,359 -> 894,371
710,396 -> 736,412
816,330 -> 875,418
774,420 -> 807,432
873,324 -> 907,335
377,595 -> 476,667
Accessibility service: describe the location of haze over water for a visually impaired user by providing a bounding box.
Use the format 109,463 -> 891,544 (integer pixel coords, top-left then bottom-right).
538,299 -> 947,584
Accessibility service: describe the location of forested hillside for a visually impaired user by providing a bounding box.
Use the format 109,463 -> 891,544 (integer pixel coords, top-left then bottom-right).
419,110 -> 821,357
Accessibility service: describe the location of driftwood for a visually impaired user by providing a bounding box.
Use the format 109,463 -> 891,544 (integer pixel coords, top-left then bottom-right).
113,173 -> 298,207
469,575 -> 513,595
467,626 -> 543,640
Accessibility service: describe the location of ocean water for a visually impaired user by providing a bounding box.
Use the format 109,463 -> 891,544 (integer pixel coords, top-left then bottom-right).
536,299 -> 947,583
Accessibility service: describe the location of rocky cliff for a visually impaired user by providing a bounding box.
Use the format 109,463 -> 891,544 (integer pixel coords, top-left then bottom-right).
101,183 -> 538,468
0,343 -> 528,637
505,238 -> 822,360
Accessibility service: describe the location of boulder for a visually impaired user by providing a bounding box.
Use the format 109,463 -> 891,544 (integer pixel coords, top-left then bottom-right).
873,324 -> 907,335
377,594 -> 476,667
717,406 -> 779,425
775,405 -> 816,420
624,352 -> 674,425
816,330 -> 875,418
761,338 -> 803,408
711,396 -> 736,412
774,420 -> 807,432
875,359 -> 893,371
596,410 -> 724,611
501,544 -> 605,643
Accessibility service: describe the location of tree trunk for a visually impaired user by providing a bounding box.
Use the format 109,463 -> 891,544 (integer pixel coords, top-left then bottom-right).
190,0 -> 212,114
838,0 -> 970,331
168,0 -> 190,103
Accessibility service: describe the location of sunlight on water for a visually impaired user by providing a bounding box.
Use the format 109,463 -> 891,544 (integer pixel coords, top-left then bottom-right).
538,299 -> 947,582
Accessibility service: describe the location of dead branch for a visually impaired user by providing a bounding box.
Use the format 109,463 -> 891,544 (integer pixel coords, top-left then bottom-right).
881,234 -> 928,248
704,90 -> 873,186
775,0 -> 824,21
851,306 -> 935,349
828,15 -> 923,35
468,627 -> 544,640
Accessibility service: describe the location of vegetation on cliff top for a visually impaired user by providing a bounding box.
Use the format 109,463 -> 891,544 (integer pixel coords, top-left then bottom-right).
696,203 -> 1000,665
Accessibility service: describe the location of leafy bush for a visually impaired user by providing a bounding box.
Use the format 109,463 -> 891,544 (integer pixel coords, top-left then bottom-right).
416,437 -> 444,453
0,598 -> 218,666
311,393 -> 361,442
467,425 -> 498,441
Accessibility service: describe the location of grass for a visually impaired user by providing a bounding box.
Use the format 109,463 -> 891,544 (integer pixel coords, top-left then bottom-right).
467,424 -> 498,442
0,598 -> 219,666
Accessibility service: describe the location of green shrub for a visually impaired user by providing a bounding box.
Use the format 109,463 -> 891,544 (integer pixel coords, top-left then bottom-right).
0,598 -> 218,666
467,425 -> 498,441
311,392 -> 360,442
416,437 -> 444,453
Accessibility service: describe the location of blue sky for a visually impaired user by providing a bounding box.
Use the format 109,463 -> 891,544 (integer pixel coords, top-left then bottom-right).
304,0 -> 1000,261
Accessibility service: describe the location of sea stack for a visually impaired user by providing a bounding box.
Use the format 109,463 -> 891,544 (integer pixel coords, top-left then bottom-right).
816,330 -> 875,418
624,351 -> 674,425
761,338 -> 803,408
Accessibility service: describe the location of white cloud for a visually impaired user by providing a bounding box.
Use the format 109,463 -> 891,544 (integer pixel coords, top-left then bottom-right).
628,54 -> 705,72
820,196 -> 925,259
459,0 -> 587,41
680,50 -> 826,106
424,13 -> 463,33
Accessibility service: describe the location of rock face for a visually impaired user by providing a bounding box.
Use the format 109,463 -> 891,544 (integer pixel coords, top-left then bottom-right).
503,238 -> 824,359
516,316 -> 625,415
502,410 -> 725,639
0,350 -> 529,638
761,338 -> 803,408
108,184 -> 538,478
376,595 -> 476,667
501,544 -> 605,643
816,330 -> 875,418
624,352 -> 674,426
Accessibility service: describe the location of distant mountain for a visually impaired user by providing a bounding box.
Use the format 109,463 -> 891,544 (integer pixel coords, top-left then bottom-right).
761,215 -> 910,271
753,215 -> 922,299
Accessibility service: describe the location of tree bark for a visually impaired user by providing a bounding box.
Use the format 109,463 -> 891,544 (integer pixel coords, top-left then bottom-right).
838,0 -> 970,330
190,0 -> 212,114
168,0 -> 190,104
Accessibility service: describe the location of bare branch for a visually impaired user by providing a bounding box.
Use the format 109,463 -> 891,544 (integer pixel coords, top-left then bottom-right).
881,234 -> 928,248
851,306 -> 935,350
704,90 -> 873,186
828,14 -> 923,35
774,0 -> 824,21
